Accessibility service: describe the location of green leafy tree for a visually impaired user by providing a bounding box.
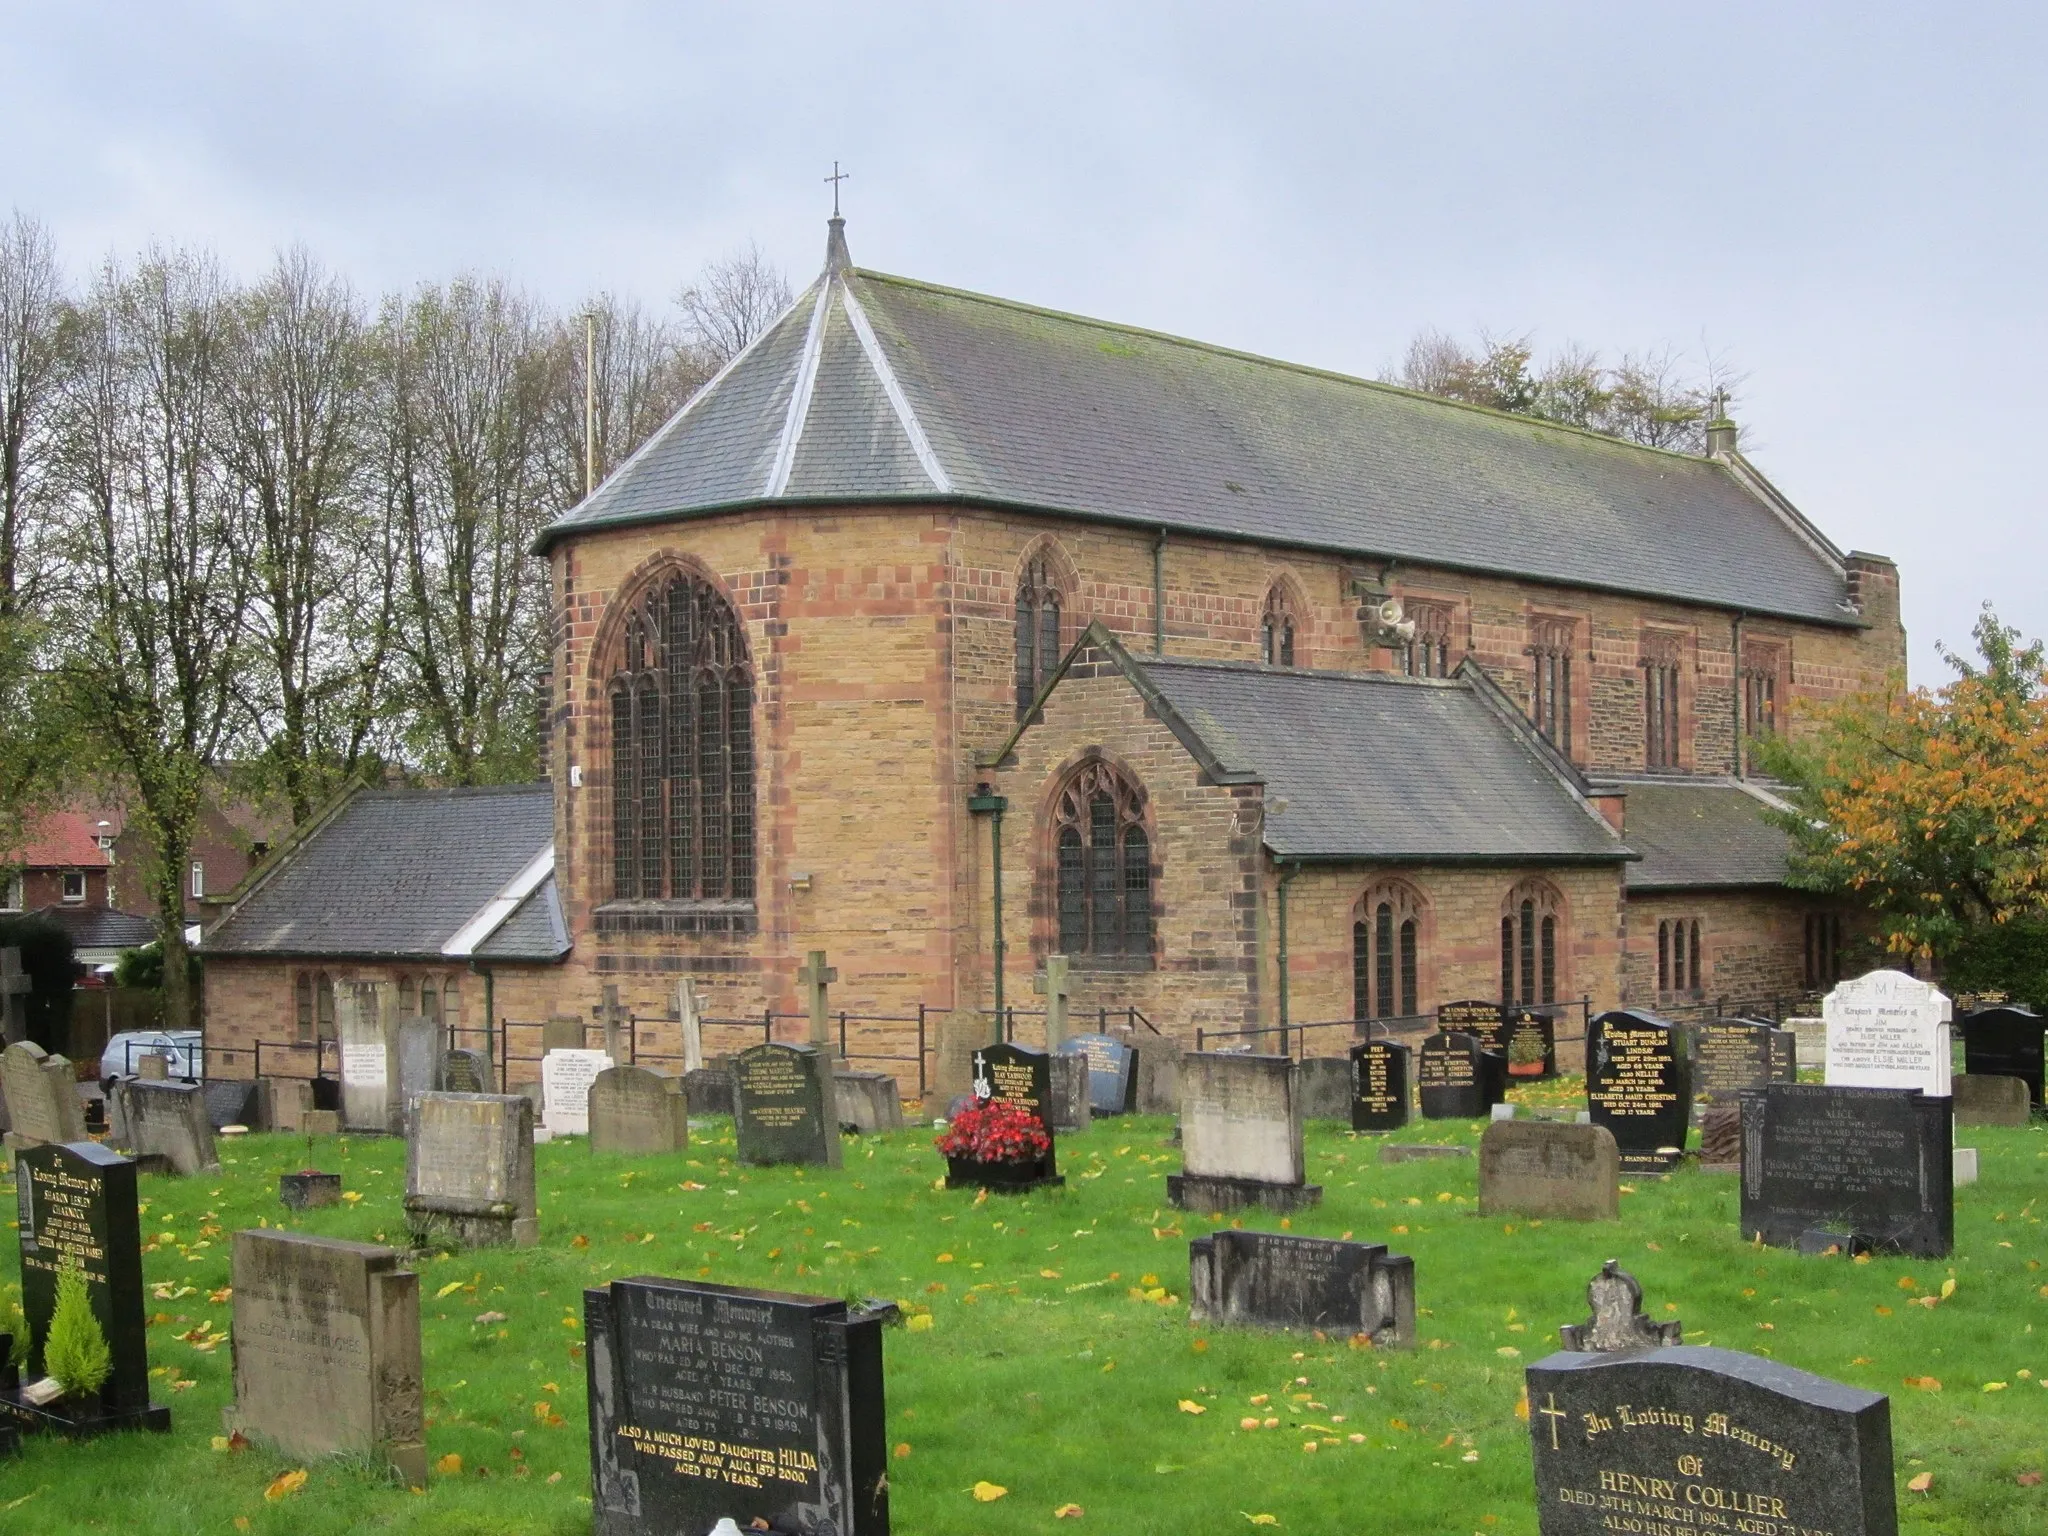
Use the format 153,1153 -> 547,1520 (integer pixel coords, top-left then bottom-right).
43,1257 -> 111,1398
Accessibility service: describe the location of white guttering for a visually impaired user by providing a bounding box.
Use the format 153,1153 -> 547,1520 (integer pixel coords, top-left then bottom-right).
442,843 -> 555,958
839,283 -> 953,493
762,278 -> 834,498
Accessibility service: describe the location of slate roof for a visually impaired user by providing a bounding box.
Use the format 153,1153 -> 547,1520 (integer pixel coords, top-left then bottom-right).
541,222 -> 1856,627
30,905 -> 156,951
1612,778 -> 1797,891
201,786 -> 566,962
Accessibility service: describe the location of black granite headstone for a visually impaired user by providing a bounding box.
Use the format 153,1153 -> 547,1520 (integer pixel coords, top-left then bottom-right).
1188,1229 -> 1414,1347
733,1044 -> 839,1168
970,1043 -> 1052,1122
202,1078 -> 258,1130
1056,1032 -> 1136,1115
1527,1346 -> 1895,1536
310,1075 -> 341,1112
1585,1011 -> 1691,1175
439,1048 -> 491,1095
5,1141 -> 170,1438
585,1276 -> 888,1536
1739,1082 -> 1953,1257
1349,1039 -> 1411,1132
1418,1031 -> 1503,1119
1437,999 -> 1508,1055
1503,1008 -> 1559,1081
1692,1019 -> 1775,1104
1767,1026 -> 1797,1083
1960,1004 -> 2045,1112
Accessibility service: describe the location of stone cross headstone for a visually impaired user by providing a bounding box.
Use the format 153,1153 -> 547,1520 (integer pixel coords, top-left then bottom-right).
734,1042 -> 840,1167
227,1230 -> 425,1485
1417,1030 -> 1503,1119
1739,1082 -> 1953,1257
1033,954 -> 1072,1050
396,1016 -> 439,1110
439,1047 -> 490,1095
1585,1011 -> 1691,1175
119,1080 -> 219,1174
584,1277 -> 889,1536
1168,1052 -> 1320,1213
542,1047 -> 613,1137
1188,1228 -> 1414,1348
1824,969 -> 1952,1096
1959,1004 -> 2044,1112
1349,1039 -> 1411,1132
1953,1073 -> 2031,1127
587,1065 -> 689,1157
1057,1031 -> 1135,1115
1529,1325 -> 1895,1535
0,946 -> 31,1047
2,1040 -> 88,1150
799,950 -> 839,1061
1479,1121 -> 1620,1221
402,1092 -> 539,1248
599,983 -> 626,1066
678,977 -> 705,1075
336,980 -> 397,1134
1693,1018 -> 1777,1104
10,1140 -> 169,1435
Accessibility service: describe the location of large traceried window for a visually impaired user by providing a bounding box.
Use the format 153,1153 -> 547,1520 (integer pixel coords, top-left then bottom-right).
1053,761 -> 1153,961
1015,554 -> 1063,718
609,572 -> 756,905
1643,631 -> 1683,770
1501,881 -> 1563,1006
1529,618 -> 1576,753
1352,884 -> 1423,1021
1403,602 -> 1454,678
1261,585 -> 1298,667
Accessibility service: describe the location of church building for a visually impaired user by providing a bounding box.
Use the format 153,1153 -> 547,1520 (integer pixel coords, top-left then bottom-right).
199,217 -> 1900,1073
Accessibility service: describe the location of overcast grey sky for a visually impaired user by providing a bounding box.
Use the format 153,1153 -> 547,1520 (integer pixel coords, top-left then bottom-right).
7,2 -> 2041,684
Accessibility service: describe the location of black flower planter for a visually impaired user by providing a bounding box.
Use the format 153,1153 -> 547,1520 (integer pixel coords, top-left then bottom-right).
944,1153 -> 1063,1193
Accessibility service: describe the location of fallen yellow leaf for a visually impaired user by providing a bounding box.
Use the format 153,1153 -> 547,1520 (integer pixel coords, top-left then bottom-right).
1907,1471 -> 1933,1493
1243,1515 -> 1279,1526
436,1453 -> 463,1476
1178,1400 -> 1206,1415
435,1280 -> 464,1299
263,1468 -> 308,1502
1984,1381 -> 2008,1392
1054,1504 -> 1084,1519
894,1443 -> 912,1459
1940,1278 -> 1956,1300
906,1313 -> 935,1333
972,1481 -> 1008,1502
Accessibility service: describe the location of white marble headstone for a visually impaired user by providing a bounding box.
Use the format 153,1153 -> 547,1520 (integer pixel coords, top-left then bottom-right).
541,1048 -> 612,1137
1824,969 -> 1952,1097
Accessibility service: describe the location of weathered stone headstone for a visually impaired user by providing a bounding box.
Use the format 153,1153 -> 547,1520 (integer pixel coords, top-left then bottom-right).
1437,999 -> 1507,1054
1825,969 -> 1952,1096
1168,1053 -> 1320,1212
1529,1301 -> 1895,1536
227,1230 -> 425,1484
1953,1073 -> 2031,1128
541,1015 -> 586,1055
396,1016 -> 439,1108
1960,1004 -> 2044,1111
1057,1031 -> 1136,1116
1417,1031 -> 1504,1119
542,1047 -> 613,1137
203,1078 -> 259,1130
1350,1039 -> 1411,1132
1479,1121 -> 1619,1221
1043,1053 -> 1091,1136
587,1065 -> 688,1157
1696,1104 -> 1743,1171
1585,1011 -> 1691,1175
6,1141 -> 169,1437
439,1047 -> 490,1095
584,1276 -> 889,1536
1557,1260 -> 1683,1352
136,1052 -> 170,1082
1122,1027 -> 1181,1113
402,1092 -> 539,1248
677,977 -> 705,1075
1739,1082 -> 1952,1257
1293,1056 -> 1353,1121
1188,1229 -> 1414,1347
260,1077 -> 312,1133
734,1043 -> 840,1167
303,1108 -> 341,1137
337,980 -> 397,1134
927,1009 -> 980,1113
1,1040 -> 88,1151
684,1063 -> 735,1118
1692,1018 -> 1776,1103
279,1170 -> 342,1210
120,1080 -> 219,1175
834,1071 -> 906,1134
1034,954 -> 1073,1051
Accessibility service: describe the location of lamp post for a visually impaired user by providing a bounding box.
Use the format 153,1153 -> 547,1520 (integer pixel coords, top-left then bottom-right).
966,785 -> 1008,1043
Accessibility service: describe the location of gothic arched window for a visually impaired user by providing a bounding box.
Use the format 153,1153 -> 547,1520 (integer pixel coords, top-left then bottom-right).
1261,586 -> 1298,667
1642,630 -> 1684,770
1015,554 -> 1063,718
1501,880 -> 1564,1006
1529,617 -> 1577,752
609,572 -> 756,903
1053,762 -> 1153,960
1352,884 -> 1423,1020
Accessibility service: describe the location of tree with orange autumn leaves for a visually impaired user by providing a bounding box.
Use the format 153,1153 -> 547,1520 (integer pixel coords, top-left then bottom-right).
1756,606 -> 2048,995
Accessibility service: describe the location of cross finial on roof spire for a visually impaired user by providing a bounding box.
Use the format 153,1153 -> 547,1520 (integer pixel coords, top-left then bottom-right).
825,161 -> 849,218
823,163 -> 853,275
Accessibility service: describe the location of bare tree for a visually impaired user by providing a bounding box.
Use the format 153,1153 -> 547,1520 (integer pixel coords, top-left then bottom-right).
0,211 -> 64,619
675,243 -> 794,370
378,277 -> 554,784
219,248 -> 393,824
50,249 -> 253,1031
541,292 -> 706,513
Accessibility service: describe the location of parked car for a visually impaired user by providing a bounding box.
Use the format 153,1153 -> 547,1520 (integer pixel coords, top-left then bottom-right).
100,1028 -> 204,1087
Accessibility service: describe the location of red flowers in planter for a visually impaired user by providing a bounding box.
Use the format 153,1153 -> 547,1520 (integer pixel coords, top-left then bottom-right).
935,1099 -> 1051,1164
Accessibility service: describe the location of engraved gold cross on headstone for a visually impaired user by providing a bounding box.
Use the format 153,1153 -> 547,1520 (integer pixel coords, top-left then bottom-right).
799,950 -> 839,1057
1538,1392 -> 1568,1451
1032,954 -> 1072,1050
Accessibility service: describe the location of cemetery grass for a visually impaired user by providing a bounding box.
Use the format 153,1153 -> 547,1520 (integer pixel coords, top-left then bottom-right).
3,1089 -> 2046,1535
